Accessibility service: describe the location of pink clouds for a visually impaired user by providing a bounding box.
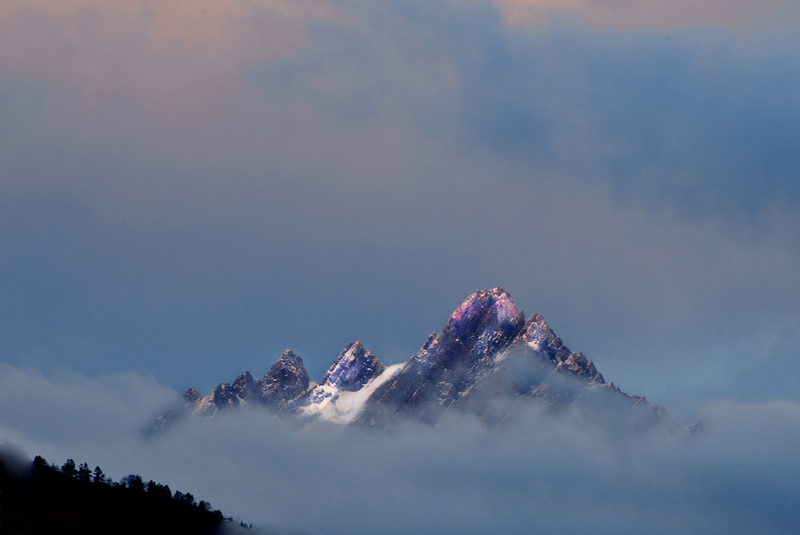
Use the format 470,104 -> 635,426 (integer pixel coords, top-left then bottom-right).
0,0 -> 335,115
493,0 -> 800,30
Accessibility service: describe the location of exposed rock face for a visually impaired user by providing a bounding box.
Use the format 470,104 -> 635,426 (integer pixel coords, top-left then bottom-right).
158,287 -> 677,433
232,371 -> 259,402
209,382 -> 237,407
521,314 -> 604,383
260,350 -> 311,406
357,288 -> 526,425
182,387 -> 202,404
296,341 -> 395,424
521,313 -> 571,363
319,342 -> 385,391
185,350 -> 311,417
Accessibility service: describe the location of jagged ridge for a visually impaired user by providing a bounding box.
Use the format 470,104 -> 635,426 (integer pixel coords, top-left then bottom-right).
190,350 -> 311,416
155,288 -> 676,432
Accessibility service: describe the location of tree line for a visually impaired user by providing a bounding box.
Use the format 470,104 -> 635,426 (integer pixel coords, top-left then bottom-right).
37,455 -> 222,515
1,452 -> 227,534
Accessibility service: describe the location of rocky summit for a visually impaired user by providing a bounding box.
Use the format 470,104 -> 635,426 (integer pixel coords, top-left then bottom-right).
154,288 -> 679,432
319,341 -> 386,392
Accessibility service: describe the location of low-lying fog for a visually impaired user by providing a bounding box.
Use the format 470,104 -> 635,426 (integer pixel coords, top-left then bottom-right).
1,363 -> 798,535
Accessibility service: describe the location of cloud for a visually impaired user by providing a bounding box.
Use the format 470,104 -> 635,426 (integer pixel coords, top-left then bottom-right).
2,364 -> 799,534
0,363 -> 176,451
0,0 -> 335,115
251,2 -> 800,217
2,8 -> 798,532
493,0 -> 800,30
1,0 -> 799,407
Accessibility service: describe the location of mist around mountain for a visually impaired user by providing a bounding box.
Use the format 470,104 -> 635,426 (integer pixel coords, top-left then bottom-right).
1,289 -> 799,534
159,288 -> 680,435
1,361 -> 799,534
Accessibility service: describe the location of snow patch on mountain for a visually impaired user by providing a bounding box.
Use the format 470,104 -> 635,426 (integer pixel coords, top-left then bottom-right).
300,364 -> 404,424
153,287 -> 673,434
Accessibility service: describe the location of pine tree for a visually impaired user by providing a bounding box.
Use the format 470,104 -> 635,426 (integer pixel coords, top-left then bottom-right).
77,462 -> 91,482
61,458 -> 77,477
122,474 -> 144,492
92,466 -> 106,484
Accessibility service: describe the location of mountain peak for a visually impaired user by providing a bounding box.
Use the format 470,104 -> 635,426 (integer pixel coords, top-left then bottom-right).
299,342 -> 400,424
415,287 -> 525,370
355,288 -> 526,425
183,387 -> 202,404
319,341 -> 386,391
161,287 -> 672,433
260,350 -> 311,405
232,371 -> 259,401
447,287 -> 523,339
521,313 -> 569,363
521,314 -> 604,383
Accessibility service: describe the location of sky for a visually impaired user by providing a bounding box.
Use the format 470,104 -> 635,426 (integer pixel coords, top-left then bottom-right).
1,1 -> 800,532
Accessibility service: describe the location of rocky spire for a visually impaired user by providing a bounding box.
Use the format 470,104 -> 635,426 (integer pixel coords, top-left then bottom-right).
358,287 -> 526,424
320,341 -> 385,392
183,387 -> 202,404
413,287 -> 526,372
155,288 -> 674,434
521,313 -> 604,383
260,350 -> 311,405
232,371 -> 259,401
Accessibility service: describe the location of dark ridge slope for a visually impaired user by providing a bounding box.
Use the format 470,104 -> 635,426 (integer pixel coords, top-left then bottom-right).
0,452 -> 225,535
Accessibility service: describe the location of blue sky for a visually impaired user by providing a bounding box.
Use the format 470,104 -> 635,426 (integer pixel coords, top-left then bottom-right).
1,0 -> 800,412
2,2 -> 800,533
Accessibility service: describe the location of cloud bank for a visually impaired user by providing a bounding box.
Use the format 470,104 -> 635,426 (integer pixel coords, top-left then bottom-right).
1,364 -> 799,535
0,0 -> 335,114
494,0 -> 800,30
1,0 -> 799,422
2,3 -> 798,532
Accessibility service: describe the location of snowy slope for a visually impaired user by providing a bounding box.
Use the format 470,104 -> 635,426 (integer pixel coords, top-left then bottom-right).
300,364 -> 404,424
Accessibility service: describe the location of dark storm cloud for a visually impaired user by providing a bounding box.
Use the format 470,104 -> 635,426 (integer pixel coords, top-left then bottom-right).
1,366 -> 799,535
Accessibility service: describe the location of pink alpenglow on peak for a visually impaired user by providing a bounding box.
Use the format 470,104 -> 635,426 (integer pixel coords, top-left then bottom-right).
448,288 -> 524,336
154,288 -> 677,434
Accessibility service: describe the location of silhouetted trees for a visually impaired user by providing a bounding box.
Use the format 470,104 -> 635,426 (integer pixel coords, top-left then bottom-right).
122,473 -> 145,492
61,458 -> 77,477
93,466 -> 106,484
146,480 -> 173,501
77,462 -> 92,482
2,454 -> 225,534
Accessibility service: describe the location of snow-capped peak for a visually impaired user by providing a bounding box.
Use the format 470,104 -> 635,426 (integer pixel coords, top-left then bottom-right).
301,362 -> 403,424
319,341 -> 386,391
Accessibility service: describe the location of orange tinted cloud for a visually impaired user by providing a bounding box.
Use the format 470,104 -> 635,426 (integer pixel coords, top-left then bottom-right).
494,0 -> 800,30
0,0 -> 335,114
